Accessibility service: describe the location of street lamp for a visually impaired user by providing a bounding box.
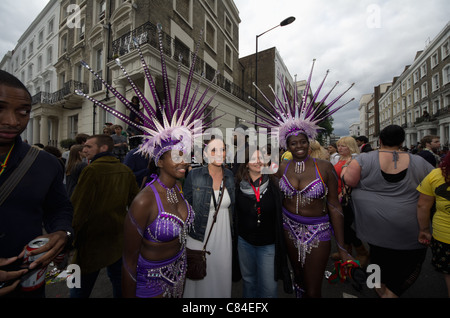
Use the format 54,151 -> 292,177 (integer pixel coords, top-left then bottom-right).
254,16 -> 296,125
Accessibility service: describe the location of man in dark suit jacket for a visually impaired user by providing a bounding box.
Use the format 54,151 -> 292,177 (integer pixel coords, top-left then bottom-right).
355,136 -> 373,152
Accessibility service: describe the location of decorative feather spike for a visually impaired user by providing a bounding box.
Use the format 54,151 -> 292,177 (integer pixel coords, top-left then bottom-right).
180,29 -> 203,114
156,23 -> 173,117
252,60 -> 354,148
74,24 -> 220,164
133,37 -> 162,116
303,70 -> 330,118
113,58 -> 154,127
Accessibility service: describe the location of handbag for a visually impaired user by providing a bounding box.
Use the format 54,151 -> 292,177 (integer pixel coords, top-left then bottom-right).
0,146 -> 40,206
186,181 -> 225,280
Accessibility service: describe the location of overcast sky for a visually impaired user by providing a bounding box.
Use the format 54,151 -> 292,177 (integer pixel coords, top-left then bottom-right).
1,0 -> 449,136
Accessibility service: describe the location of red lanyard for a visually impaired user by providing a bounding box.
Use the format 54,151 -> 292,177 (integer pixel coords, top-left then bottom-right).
250,178 -> 262,225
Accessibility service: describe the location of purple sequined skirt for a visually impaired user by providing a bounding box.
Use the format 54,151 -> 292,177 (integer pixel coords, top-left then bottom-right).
136,248 -> 186,298
282,207 -> 332,266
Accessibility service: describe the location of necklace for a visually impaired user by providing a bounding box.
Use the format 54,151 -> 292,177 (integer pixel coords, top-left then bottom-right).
156,177 -> 179,204
0,144 -> 15,177
294,156 -> 309,174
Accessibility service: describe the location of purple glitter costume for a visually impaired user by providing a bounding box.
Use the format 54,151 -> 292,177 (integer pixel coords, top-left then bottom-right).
280,159 -> 332,266
130,179 -> 194,298
282,208 -> 332,266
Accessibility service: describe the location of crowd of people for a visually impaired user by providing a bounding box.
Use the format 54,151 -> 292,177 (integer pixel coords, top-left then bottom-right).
1,65 -> 450,300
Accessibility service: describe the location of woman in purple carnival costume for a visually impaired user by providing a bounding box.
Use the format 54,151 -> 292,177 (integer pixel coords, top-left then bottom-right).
250,60 -> 355,297
75,24 -> 221,297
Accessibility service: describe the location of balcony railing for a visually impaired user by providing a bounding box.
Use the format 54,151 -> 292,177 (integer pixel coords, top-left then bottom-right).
111,21 -> 252,105
31,80 -> 88,106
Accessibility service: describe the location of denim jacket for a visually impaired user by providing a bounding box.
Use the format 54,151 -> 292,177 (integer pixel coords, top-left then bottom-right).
183,165 -> 235,242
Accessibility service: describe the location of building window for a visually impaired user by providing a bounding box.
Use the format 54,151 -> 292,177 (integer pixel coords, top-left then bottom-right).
413,70 -> 419,83
432,99 -> 440,114
37,55 -> 42,73
38,30 -> 44,46
174,38 -> 190,68
47,46 -> 53,65
174,0 -> 192,25
432,73 -> 440,91
420,63 -> 427,78
48,18 -> 54,36
431,51 -> 439,68
28,64 -> 33,81
443,64 -> 450,85
78,19 -> 85,41
224,14 -> 233,38
28,41 -> 34,56
414,88 -> 420,103
68,115 -> 79,139
421,82 -> 428,98
205,19 -> 216,51
96,48 -> 103,72
99,0 -> 106,21
224,42 -> 232,69
442,40 -> 449,59
60,34 -> 68,55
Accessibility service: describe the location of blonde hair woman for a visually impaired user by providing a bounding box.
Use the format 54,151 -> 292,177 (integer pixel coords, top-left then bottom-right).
331,137 -> 368,266
309,140 -> 330,160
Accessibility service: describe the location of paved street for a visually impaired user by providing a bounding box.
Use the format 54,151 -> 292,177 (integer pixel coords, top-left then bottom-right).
45,240 -> 448,299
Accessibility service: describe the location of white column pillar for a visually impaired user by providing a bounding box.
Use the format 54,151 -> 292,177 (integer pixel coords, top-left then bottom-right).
406,133 -> 411,148
40,115 -> 49,146
33,117 -> 40,145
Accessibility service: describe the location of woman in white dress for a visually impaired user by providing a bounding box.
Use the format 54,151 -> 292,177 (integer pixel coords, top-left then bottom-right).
183,138 -> 235,298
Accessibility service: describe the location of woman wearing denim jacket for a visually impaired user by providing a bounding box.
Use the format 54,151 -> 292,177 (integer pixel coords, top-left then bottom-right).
182,138 -> 235,298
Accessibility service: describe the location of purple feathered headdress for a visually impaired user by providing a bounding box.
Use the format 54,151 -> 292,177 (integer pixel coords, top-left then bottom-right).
76,24 -> 222,163
248,59 -> 354,149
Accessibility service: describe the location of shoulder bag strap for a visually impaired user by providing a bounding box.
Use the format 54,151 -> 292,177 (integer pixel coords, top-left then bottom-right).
0,146 -> 40,206
202,183 -> 226,251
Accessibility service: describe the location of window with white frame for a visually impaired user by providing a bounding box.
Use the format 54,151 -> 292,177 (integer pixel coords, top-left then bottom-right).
205,19 -> 216,51
414,88 -> 420,102
48,18 -> 54,36
224,42 -> 232,69
421,82 -> 428,98
47,46 -> 53,65
37,55 -> 42,73
413,70 -> 419,83
174,0 -> 192,25
60,34 -> 68,55
432,73 -> 439,91
420,63 -> 427,78
444,93 -> 450,108
432,99 -> 440,114
431,51 -> 439,68
28,41 -> 34,56
38,30 -> 44,46
28,64 -> 33,81
98,0 -> 106,22
225,13 -> 233,38
77,19 -> 85,42
95,48 -> 103,73
443,64 -> 450,85
442,40 -> 449,59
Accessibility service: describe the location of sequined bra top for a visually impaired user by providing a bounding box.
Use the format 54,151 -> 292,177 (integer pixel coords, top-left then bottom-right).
131,181 -> 194,243
279,159 -> 328,200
